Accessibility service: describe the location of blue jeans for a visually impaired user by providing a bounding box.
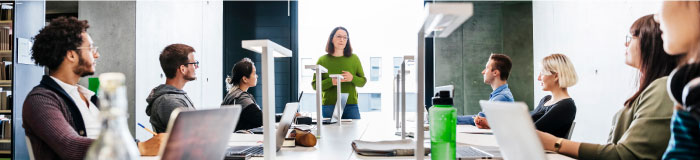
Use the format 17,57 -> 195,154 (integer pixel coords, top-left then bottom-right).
322,104 -> 361,119
457,112 -> 486,125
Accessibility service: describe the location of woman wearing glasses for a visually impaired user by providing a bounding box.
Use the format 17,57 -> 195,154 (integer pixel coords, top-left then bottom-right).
311,27 -> 366,119
529,54 -> 578,138
222,58 -> 262,131
536,14 -> 683,159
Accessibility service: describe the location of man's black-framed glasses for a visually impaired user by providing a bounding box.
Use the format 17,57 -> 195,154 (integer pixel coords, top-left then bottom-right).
185,61 -> 199,67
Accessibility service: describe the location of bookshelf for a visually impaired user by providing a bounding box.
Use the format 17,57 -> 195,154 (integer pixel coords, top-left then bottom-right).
0,2 -> 11,156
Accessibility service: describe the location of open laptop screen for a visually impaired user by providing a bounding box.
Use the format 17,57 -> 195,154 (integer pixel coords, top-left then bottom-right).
160,106 -> 242,160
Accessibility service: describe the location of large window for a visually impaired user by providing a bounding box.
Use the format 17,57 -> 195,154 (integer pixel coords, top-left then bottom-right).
301,58 -> 313,77
370,57 -> 381,81
393,57 -> 402,76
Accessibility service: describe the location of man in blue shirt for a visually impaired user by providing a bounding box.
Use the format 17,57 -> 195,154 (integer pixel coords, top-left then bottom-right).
457,54 -> 514,125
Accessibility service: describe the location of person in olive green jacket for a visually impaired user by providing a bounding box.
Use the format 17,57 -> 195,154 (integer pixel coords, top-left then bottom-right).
536,14 -> 685,159
312,26 -> 367,119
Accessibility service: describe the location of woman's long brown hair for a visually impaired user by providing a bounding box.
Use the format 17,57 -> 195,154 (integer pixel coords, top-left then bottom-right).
624,14 -> 683,107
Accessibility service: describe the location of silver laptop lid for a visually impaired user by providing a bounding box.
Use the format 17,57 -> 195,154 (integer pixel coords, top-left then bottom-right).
159,105 -> 242,160
276,102 -> 299,151
479,101 -> 546,160
331,93 -> 349,122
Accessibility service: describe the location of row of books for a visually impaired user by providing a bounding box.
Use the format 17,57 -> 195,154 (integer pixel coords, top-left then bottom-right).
0,92 -> 10,111
0,26 -> 10,51
0,62 -> 11,81
0,118 -> 9,140
0,8 -> 11,21
0,7 -> 10,152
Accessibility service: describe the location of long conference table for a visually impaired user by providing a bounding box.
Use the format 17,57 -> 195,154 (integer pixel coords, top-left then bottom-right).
143,112 -> 575,160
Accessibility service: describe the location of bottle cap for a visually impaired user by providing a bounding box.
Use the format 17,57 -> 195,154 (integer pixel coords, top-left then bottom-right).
432,90 -> 453,105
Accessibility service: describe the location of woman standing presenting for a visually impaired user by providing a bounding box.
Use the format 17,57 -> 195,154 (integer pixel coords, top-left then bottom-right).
312,26 -> 366,119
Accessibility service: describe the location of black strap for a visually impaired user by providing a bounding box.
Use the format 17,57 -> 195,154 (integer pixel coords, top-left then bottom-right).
683,77 -> 700,121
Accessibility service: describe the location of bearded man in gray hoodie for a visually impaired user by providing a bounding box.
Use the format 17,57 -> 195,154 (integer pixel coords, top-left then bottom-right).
146,44 -> 198,133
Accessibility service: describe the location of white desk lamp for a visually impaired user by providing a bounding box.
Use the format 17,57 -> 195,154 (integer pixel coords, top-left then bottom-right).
304,65 -> 328,138
394,72 -> 400,129
241,39 -> 292,160
415,3 -> 473,159
400,55 -> 414,140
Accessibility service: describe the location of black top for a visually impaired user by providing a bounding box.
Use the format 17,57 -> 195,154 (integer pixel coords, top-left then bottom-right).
222,88 -> 262,131
530,95 -> 576,138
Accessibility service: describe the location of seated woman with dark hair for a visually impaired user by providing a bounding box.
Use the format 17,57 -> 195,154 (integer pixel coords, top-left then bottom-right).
221,58 -> 262,131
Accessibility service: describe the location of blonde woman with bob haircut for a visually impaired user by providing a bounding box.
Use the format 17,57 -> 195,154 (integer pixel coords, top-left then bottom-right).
529,53 -> 578,138
475,54 -> 578,139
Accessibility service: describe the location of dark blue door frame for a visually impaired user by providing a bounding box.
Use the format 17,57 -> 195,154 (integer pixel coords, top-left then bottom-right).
223,2 -> 299,113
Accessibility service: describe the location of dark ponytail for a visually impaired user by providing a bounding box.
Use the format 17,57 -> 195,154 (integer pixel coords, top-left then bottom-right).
230,58 -> 255,86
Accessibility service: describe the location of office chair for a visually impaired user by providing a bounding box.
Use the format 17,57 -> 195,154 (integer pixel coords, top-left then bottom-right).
25,136 -> 35,160
566,122 -> 576,140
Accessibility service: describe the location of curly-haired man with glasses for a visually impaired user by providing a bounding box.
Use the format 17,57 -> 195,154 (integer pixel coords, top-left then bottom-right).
22,17 -> 163,160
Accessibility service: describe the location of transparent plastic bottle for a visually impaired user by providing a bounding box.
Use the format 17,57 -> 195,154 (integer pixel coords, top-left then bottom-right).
85,73 -> 140,160
429,90 -> 456,160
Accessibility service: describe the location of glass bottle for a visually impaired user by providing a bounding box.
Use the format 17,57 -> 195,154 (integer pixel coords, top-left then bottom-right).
85,73 -> 140,160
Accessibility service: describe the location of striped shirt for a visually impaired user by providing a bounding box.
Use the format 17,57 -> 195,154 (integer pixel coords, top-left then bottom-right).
663,110 -> 700,159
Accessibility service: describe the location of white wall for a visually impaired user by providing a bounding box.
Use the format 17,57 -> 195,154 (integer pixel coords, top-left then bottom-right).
135,0 -> 223,140
532,1 -> 662,143
298,0 -> 423,113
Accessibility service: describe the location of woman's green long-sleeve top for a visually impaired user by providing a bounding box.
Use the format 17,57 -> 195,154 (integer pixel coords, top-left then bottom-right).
579,77 -> 674,160
311,54 -> 366,105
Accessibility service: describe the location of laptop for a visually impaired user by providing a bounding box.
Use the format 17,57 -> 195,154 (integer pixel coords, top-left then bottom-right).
249,92 -> 305,134
455,101 -> 547,160
158,105 -> 243,160
311,93 -> 349,124
225,102 -> 300,157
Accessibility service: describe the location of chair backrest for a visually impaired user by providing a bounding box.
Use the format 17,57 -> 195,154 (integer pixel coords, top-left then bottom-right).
25,136 -> 35,160
566,122 -> 576,139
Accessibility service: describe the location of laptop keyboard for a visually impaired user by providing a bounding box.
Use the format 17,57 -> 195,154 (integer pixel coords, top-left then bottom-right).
226,145 -> 264,157
457,147 -> 493,158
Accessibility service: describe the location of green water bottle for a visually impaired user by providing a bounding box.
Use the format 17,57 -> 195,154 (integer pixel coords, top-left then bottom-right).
430,90 -> 456,160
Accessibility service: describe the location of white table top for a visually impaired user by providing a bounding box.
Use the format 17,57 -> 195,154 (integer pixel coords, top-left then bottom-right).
143,112 -> 574,160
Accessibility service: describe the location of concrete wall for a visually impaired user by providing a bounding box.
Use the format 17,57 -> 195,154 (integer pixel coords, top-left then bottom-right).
78,1 -> 137,135
78,1 -> 223,140
434,2 -> 533,115
134,0 -> 223,140
533,1 -> 662,143
503,2 -> 534,111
